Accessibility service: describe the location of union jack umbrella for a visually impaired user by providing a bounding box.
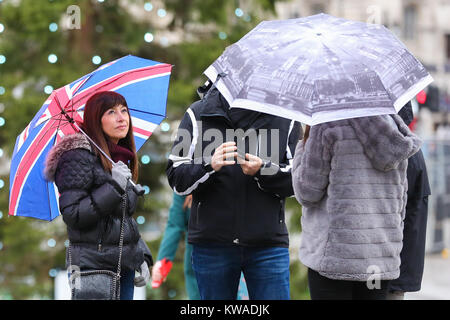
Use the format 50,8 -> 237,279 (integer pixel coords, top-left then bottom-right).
9,55 -> 172,221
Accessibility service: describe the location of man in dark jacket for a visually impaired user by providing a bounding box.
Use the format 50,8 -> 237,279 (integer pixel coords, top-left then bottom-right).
387,102 -> 431,299
166,83 -> 302,299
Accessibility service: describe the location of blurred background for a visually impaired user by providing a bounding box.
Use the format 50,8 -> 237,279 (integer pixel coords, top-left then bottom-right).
0,0 -> 449,300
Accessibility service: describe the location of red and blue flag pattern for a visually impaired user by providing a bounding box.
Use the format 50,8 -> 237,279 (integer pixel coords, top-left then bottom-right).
9,55 -> 172,220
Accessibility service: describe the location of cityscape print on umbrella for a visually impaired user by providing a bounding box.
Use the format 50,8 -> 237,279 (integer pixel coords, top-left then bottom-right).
204,13 -> 433,125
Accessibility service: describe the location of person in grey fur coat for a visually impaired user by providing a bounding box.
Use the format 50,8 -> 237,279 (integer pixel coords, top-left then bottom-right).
292,114 -> 421,300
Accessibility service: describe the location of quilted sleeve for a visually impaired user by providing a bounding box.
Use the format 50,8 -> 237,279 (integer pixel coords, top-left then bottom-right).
55,149 -> 107,229
126,184 -> 138,216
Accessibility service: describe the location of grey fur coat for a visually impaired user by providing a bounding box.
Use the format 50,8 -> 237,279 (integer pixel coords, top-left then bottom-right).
292,114 -> 422,281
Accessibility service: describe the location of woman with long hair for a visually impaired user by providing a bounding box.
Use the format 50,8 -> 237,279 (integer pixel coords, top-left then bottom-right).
45,91 -> 153,299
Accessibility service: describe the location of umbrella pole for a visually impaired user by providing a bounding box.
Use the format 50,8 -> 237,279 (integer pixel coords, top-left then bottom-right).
72,122 -> 114,163
72,122 -> 145,196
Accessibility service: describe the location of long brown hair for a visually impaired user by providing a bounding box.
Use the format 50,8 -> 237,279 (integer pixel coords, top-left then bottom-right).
81,91 -> 139,181
303,125 -> 310,146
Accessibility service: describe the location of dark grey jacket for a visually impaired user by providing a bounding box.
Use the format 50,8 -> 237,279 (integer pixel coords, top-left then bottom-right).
389,103 -> 431,292
44,133 -> 153,272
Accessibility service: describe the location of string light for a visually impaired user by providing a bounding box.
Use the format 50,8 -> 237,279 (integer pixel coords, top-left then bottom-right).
49,269 -> 58,277
92,55 -> 101,65
44,85 -> 53,94
161,122 -> 170,132
48,54 -> 58,63
157,9 -> 167,18
49,23 -> 58,32
144,2 -> 153,11
136,216 -> 145,224
47,239 -> 56,247
144,32 -> 154,43
141,155 -> 150,164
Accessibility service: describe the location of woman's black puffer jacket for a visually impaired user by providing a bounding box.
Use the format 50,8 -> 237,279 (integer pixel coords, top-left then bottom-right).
44,133 -> 153,272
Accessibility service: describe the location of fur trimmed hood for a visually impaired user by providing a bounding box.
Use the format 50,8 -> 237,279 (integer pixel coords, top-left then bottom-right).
44,133 -> 92,182
347,114 -> 422,172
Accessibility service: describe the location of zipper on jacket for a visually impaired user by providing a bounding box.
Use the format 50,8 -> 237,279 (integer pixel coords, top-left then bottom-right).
97,218 -> 105,252
196,202 -> 201,225
279,199 -> 284,224
233,166 -> 243,245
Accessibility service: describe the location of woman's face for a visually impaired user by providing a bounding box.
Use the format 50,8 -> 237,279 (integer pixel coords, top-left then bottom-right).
101,104 -> 130,144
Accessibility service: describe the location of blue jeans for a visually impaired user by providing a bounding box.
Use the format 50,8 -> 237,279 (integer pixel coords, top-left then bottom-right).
191,244 -> 290,300
120,269 -> 135,300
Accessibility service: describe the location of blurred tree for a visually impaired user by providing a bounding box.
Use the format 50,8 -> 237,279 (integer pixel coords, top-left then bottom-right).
0,0 -> 306,300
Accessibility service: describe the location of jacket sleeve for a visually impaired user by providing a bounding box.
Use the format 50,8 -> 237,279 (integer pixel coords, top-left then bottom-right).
253,121 -> 302,198
138,238 -> 154,267
126,184 -> 138,216
56,149 -> 123,229
292,124 -> 331,207
405,150 -> 431,213
166,107 -> 215,195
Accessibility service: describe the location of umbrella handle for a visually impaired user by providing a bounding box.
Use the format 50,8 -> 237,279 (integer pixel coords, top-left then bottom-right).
130,181 -> 145,196
72,122 -> 145,197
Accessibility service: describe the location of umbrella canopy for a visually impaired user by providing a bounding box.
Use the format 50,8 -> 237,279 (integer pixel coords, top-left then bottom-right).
204,13 -> 433,125
9,55 -> 172,221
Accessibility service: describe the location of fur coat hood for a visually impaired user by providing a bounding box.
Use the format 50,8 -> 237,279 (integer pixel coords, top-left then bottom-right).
347,114 -> 422,171
44,133 -> 92,182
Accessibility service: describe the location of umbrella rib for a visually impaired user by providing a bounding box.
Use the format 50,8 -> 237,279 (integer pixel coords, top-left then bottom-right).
128,108 -> 166,118
49,118 -> 72,132
16,119 -> 75,178
16,127 -> 58,176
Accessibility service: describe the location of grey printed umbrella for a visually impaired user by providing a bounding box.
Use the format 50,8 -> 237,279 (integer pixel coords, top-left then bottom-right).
204,13 -> 433,125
